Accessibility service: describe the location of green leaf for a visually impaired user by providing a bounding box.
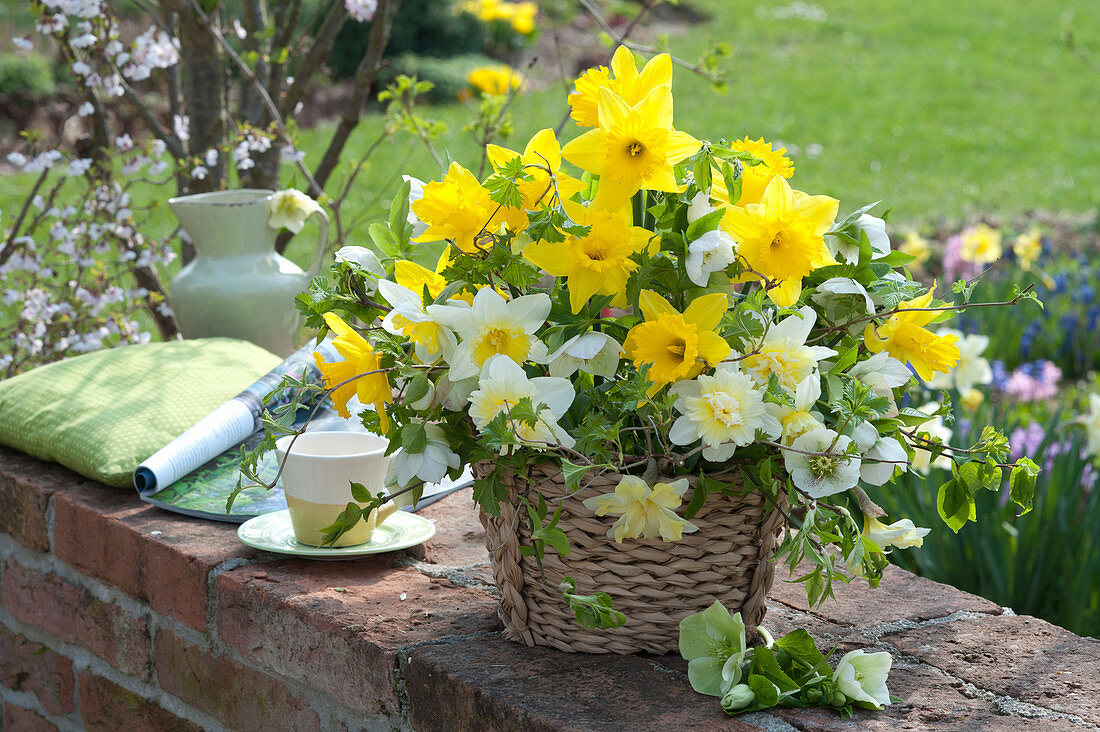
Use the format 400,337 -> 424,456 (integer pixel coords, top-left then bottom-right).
404,373 -> 430,405
685,207 -> 725,243
746,674 -> 779,708
750,647 -> 800,693
561,459 -> 590,493
875,250 -> 917,268
774,629 -> 825,670
389,178 -> 412,244
369,222 -> 401,258
349,481 -> 372,503
400,421 -> 428,454
1008,457 -> 1038,516
937,479 -> 976,533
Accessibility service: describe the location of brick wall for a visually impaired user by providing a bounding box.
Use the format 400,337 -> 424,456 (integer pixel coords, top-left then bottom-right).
0,445 -> 1097,731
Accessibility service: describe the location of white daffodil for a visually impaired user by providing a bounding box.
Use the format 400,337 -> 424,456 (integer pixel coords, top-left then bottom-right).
851,421 -> 909,485
391,422 -> 461,487
685,229 -> 736,286
669,363 -> 782,462
1073,393 -> 1100,458
810,277 -> 875,330
766,374 -> 825,445
403,174 -> 429,239
547,332 -> 622,379
742,306 -> 837,392
686,190 -> 718,224
267,189 -> 320,233
378,279 -> 457,365
582,475 -> 698,542
832,649 -> 892,709
467,355 -> 575,450
863,516 -> 930,551
783,427 -> 861,498
335,246 -> 384,277
427,287 -> 550,381
848,351 -> 912,417
909,402 -> 953,474
928,330 -> 992,393
826,214 -> 891,264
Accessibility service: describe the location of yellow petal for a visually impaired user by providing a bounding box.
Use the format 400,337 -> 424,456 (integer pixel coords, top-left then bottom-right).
769,277 -> 803,307
597,87 -> 632,130
635,84 -> 674,130
523,128 -> 562,171
761,175 -> 796,219
561,129 -> 609,175
696,330 -> 732,366
683,292 -> 728,331
637,53 -> 672,92
485,143 -> 520,172
638,289 -> 676,321
610,45 -> 639,81
568,268 -> 603,313
523,241 -> 574,276
863,323 -> 886,353
662,129 -> 702,164
643,165 -> 682,193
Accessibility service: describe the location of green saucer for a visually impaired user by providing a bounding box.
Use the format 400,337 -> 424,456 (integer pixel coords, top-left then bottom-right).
237,509 -> 436,560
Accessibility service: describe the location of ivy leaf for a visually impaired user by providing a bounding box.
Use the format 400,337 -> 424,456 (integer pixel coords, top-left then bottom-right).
561,459 -> 591,493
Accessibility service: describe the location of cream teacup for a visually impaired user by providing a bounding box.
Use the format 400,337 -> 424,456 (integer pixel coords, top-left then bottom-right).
274,431 -> 399,547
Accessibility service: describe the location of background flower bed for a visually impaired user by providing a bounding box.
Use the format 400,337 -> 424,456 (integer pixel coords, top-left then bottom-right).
0,0 -> 1098,639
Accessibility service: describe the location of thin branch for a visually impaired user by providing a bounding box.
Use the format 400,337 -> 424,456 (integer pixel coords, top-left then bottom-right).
282,0 -> 349,116
117,75 -> 187,159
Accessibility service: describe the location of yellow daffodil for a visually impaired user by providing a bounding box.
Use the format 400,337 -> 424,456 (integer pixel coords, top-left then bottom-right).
523,201 -> 655,313
899,231 -> 931,267
508,1 -> 537,34
711,137 -> 794,208
864,286 -> 961,381
959,223 -> 1002,265
568,46 -> 672,128
395,259 -> 447,301
486,128 -> 586,212
314,313 -> 391,430
412,162 -> 526,253
1013,227 -> 1042,270
561,85 -> 701,209
623,290 -> 731,393
581,475 -> 698,542
468,65 -> 524,97
721,175 -> 839,307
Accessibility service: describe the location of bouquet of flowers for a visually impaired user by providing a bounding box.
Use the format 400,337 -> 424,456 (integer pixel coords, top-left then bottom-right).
242,47 -> 1040,716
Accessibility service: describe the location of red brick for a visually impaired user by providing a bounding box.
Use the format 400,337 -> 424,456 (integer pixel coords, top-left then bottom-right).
0,626 -> 75,715
215,559 -> 498,718
154,631 -> 321,730
4,561 -> 150,680
0,448 -> 84,553
404,632 -> 764,732
3,704 -> 57,732
888,613 -> 1100,725
78,672 -> 202,732
415,487 -> 491,568
51,485 -> 259,631
768,563 -> 1002,627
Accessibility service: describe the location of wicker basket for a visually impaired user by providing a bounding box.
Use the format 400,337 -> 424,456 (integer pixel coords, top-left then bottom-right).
477,461 -> 787,655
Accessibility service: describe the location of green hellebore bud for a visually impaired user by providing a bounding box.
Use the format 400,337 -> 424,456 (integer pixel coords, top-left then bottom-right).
802,687 -> 823,704
721,684 -> 755,712
829,690 -> 848,707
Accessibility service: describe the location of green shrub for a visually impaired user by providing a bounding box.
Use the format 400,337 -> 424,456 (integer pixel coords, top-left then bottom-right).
329,0 -> 485,79
377,53 -> 498,103
0,52 -> 57,105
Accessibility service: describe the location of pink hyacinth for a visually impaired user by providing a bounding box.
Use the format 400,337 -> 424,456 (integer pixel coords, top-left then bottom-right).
942,234 -> 981,284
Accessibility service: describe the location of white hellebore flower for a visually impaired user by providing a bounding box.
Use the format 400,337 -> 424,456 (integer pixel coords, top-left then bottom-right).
928,330 -> 992,393
810,277 -> 876,329
742,306 -> 837,392
827,214 -> 891,265
851,421 -> 909,486
403,175 -> 429,239
783,428 -> 861,498
832,649 -> 893,709
766,374 -> 825,445
686,190 -> 718,224
848,351 -> 912,417
267,189 -> 321,233
863,516 -> 931,551
391,422 -> 461,487
378,280 -> 457,365
909,402 -> 953,474
669,363 -> 781,462
427,287 -> 550,382
468,355 -> 575,450
335,246 -> 384,276
547,332 -> 621,379
685,229 -> 736,286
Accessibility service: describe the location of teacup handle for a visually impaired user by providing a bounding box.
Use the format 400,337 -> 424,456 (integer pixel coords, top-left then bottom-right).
371,500 -> 401,526
305,206 -> 330,279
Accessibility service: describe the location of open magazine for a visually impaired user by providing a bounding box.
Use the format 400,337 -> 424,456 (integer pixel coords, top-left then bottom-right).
132,340 -> 472,522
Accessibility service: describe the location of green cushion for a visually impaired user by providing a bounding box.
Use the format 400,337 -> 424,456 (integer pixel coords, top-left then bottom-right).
0,339 -> 281,487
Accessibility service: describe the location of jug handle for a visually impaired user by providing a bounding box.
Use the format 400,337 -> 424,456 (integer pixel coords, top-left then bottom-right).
305,207 -> 330,279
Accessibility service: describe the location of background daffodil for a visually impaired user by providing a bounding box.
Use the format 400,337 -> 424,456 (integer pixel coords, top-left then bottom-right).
568,46 -> 672,128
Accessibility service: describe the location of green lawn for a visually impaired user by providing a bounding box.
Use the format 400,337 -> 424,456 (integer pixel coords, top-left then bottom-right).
288,0 -> 1100,232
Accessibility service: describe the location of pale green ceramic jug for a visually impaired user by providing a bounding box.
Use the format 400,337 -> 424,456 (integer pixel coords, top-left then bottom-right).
167,189 -> 328,356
